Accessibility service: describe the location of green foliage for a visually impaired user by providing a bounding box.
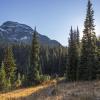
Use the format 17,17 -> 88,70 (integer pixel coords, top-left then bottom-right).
0,62 -> 6,91
67,26 -> 80,81
12,44 -> 30,75
28,27 -> 42,85
40,46 -> 67,76
15,73 -> 22,88
96,37 -> 100,79
4,46 -> 16,83
6,78 -> 11,91
21,74 -> 25,86
39,75 -> 50,83
97,37 -> 100,63
78,0 -> 98,80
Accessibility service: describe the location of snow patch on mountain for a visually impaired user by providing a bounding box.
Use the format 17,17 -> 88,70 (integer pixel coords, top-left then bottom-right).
0,21 -> 61,47
0,28 -> 5,31
20,36 -> 28,40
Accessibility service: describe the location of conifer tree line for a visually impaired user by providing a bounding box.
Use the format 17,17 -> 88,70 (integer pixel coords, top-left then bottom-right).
0,0 -> 99,91
67,0 -> 100,81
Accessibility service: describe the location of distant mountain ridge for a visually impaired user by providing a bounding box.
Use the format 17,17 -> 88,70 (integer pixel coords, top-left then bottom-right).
0,21 -> 61,47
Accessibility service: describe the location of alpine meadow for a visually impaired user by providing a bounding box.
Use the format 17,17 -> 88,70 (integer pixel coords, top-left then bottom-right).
0,0 -> 100,100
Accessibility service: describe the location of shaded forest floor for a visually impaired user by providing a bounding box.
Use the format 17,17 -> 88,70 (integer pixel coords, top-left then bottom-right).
0,78 -> 100,100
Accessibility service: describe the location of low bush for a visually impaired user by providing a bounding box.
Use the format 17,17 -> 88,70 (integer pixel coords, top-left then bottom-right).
40,75 -> 51,83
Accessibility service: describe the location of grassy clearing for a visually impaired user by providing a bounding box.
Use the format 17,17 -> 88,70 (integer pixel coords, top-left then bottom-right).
0,79 -> 100,100
0,80 -> 56,100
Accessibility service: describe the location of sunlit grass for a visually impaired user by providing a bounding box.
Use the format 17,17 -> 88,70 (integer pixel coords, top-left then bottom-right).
0,79 -> 100,100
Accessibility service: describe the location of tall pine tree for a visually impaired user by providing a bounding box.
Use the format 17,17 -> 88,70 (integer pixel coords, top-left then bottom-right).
4,46 -> 16,84
96,36 -> 100,79
78,0 -> 97,80
0,61 -> 6,91
28,27 -> 42,85
76,26 -> 80,47
67,26 -> 80,81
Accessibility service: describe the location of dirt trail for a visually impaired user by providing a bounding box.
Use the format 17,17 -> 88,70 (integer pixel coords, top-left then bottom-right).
0,80 -> 56,100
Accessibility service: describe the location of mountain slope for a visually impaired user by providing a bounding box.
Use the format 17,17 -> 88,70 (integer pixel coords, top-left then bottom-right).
0,21 -> 61,47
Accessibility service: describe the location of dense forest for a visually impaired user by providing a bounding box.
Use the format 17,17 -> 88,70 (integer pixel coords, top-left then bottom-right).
0,0 -> 100,91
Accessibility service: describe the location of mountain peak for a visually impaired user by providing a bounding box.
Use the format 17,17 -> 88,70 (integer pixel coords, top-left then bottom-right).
0,21 -> 61,47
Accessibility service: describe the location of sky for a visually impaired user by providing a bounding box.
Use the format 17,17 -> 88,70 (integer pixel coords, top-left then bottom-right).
0,0 -> 100,46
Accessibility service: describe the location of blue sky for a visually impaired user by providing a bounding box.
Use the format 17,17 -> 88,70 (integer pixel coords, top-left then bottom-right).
0,0 -> 100,46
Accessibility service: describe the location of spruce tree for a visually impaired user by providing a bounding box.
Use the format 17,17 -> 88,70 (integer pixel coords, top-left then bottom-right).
58,45 -> 62,75
79,0 -> 97,80
96,36 -> 100,79
67,27 -> 80,81
21,74 -> 26,86
0,61 -> 6,91
6,78 -> 11,90
76,26 -> 80,47
28,27 -> 41,85
4,46 -> 16,84
97,36 -> 100,66
15,73 -> 22,88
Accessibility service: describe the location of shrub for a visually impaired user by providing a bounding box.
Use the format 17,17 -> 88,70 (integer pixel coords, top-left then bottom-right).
14,73 -> 22,88
40,75 -> 50,83
6,78 -> 11,91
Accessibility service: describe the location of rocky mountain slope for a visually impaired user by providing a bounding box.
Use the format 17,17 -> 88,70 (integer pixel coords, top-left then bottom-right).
0,21 -> 61,47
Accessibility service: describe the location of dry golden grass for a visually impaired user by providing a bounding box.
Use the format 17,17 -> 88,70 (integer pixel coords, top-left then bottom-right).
0,79 -> 100,100
0,80 -> 56,100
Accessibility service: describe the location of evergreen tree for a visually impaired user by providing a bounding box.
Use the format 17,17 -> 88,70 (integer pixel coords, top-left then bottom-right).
76,26 -> 80,47
78,0 -> 97,80
21,74 -> 26,86
15,73 -> 22,88
0,61 -> 6,91
96,36 -> 100,79
75,27 -> 80,80
4,46 -> 16,84
58,45 -> 62,75
67,27 -> 80,81
97,36 -> 100,65
13,44 -> 30,75
6,78 -> 11,91
28,27 -> 42,85
97,36 -> 100,64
